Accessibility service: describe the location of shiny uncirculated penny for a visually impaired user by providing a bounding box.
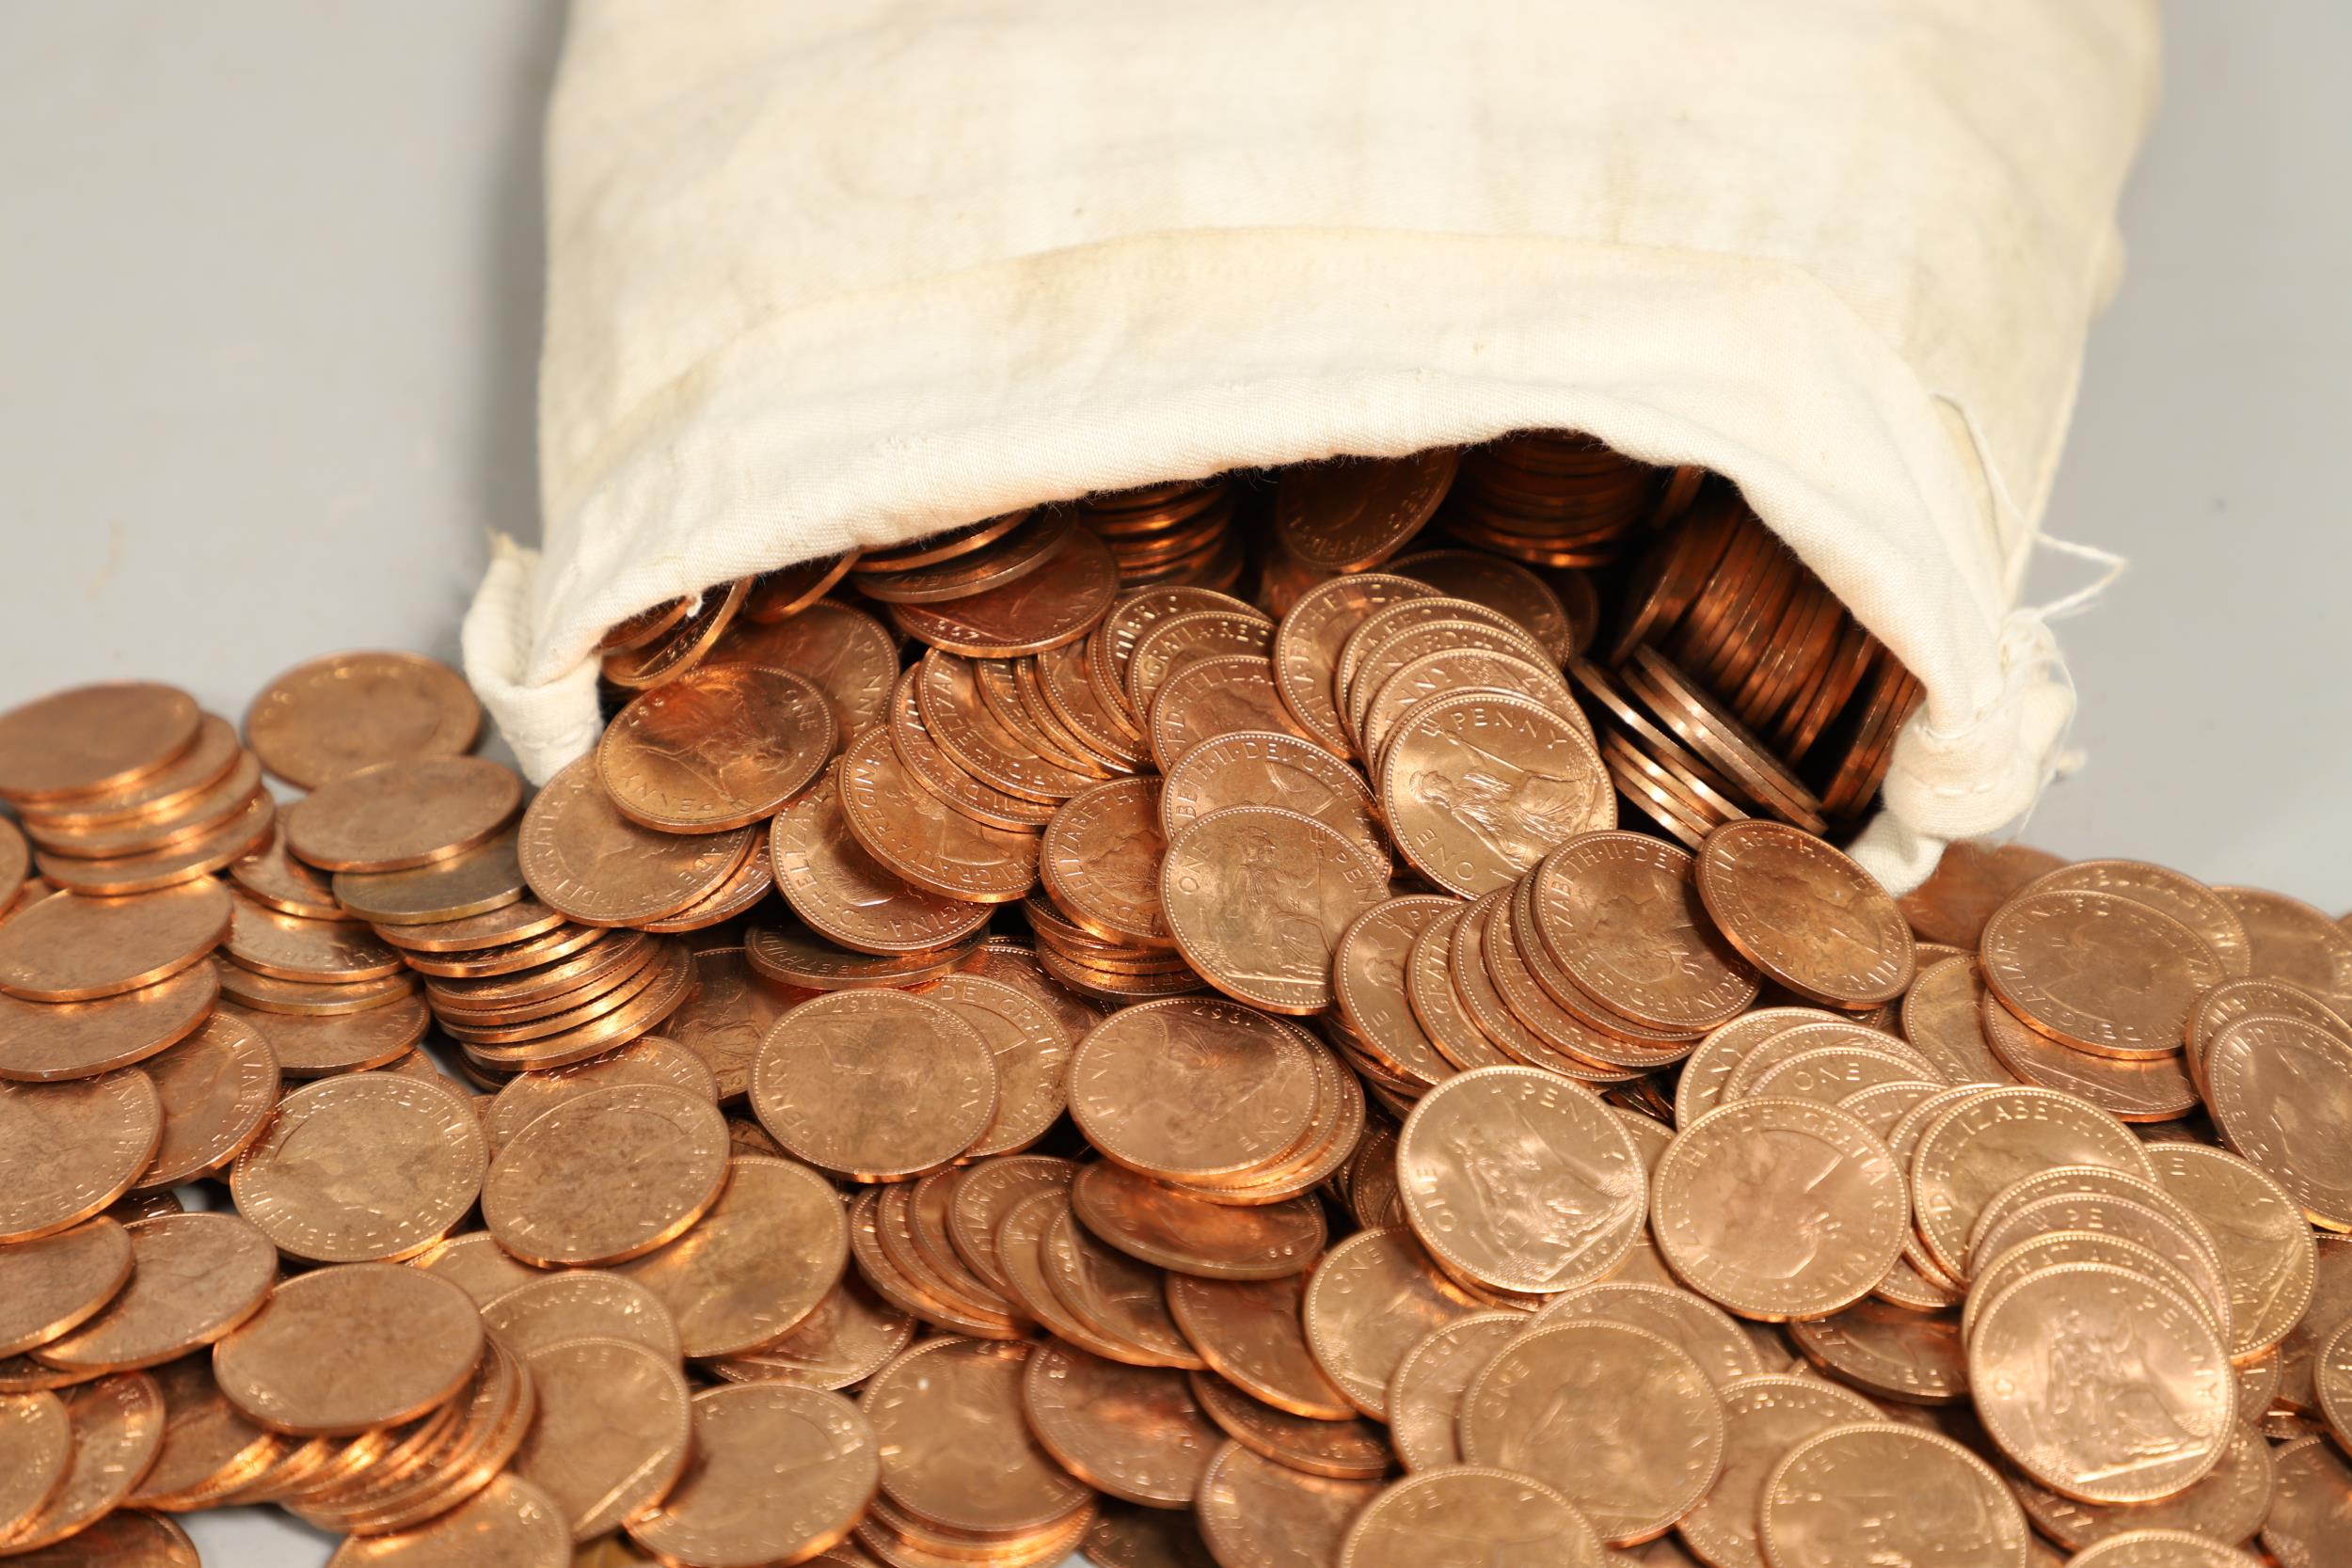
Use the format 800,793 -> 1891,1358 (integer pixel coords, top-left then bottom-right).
1529,1281 -> 1768,1390
751,990 -> 997,1180
768,772 -> 993,955
0,1220 -> 133,1358
1460,1320 -> 1724,1545
2217,884 -> 2352,1007
230,1072 -> 486,1263
1187,1370 -> 1388,1484
214,1263 -> 484,1435
1975,990 -> 2200,1122
1068,1159 -> 1326,1281
409,1232 -> 544,1307
0,1402 -> 71,1533
1979,891 -> 2224,1057
599,662 -> 835,832
1270,572 -> 1439,754
0,963 -> 219,1084
478,1271 -> 682,1362
926,974 -> 1071,1157
1160,729 -> 1385,869
1338,1464 -> 1608,1568
519,756 -> 756,927
1654,1097 -> 1909,1321
1392,547 -> 1579,659
484,1084 -> 730,1266
1275,450 -> 1458,572
128,1353 -> 273,1509
915,651 -> 1101,804
2146,1141 -> 2317,1359
1160,806 -> 1391,1015
479,1035 -> 720,1151
1333,896 -> 1462,1089
1022,1342 -> 1220,1507
215,993 -> 428,1078
1532,832 -> 1761,1034
1677,1373 -> 1882,1568
1164,1272 -> 1350,1419
1907,1085 -> 2151,1281
0,880 -> 231,1003
230,825 -> 344,919
1397,1066 -> 1645,1293
2262,1433 -> 2352,1568
864,1338 -> 1091,1534
1194,1439 -> 1385,1568
888,523 -> 1119,657
2025,860 -> 2251,978
245,652 -> 480,789
2004,1420 -> 2274,1556
615,1156 -> 850,1359
0,682 -> 200,802
838,726 -> 1038,904
1898,957 -> 2018,1087
0,1371 -> 167,1553
1383,1312 -> 1528,1471
325,1472 -> 569,1568
1758,1421 -> 2027,1568
1041,1205 -> 1199,1367
1696,821 -> 1914,1006
282,756 -> 522,873
0,1071 -> 163,1244
1380,690 -> 1613,898
1128,611 -> 1278,722
1040,777 -> 1175,948
509,1337 -> 692,1541
2203,1011 -> 2352,1230
32,1212 -> 276,1373
135,1009 -> 280,1187
1148,654 -> 1318,772
2062,1531 -> 2264,1568
1301,1227 -> 1482,1420
330,830 -> 528,926
1784,1297 -> 1969,1404
716,597 -> 896,736
1083,1501 -> 1221,1568
707,1273 -> 914,1393
224,895 -> 404,985
1069,998 -> 1319,1183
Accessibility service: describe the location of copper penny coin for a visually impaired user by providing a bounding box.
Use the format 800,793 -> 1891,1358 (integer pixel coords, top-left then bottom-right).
887,524 -> 1118,657
225,895 -> 404,984
1161,806 -> 1390,1015
1460,1320 -> 1724,1545
2004,1414 -> 2273,1554
1194,1439 -> 1384,1568
1532,832 -> 1761,1035
1159,729 -> 1384,869
1146,654 -> 1318,772
1271,572 -> 1439,754
768,772 -> 993,955
2145,1141 -> 2316,1359
2263,1433 -> 2352,1566
0,1221 -> 133,1364
125,1354 -> 276,1510
1333,895 -> 1465,1089
707,1273 -> 914,1392
602,577 -> 749,689
230,1073 -> 486,1263
1359,646 -> 1582,768
1096,586 -> 1266,721
0,682 -> 199,803
601,595 -> 695,653
1083,1502 -> 1221,1568
215,1263 -> 483,1435
599,662 -> 837,833
925,975 -> 1071,1157
1068,1160 -> 1325,1281
326,1472 -> 570,1568
1695,821 -> 1914,1006
484,1083 -> 730,1266
13,712 -> 234,835
212,958 -> 416,1018
1036,637 -> 1149,767
915,651 -> 1101,804
945,1156 -> 1077,1296
0,1372 -> 167,1552
1187,1371 -> 1389,1483
1392,548 -> 1580,660
1165,1272 -> 1354,1419
1301,1227 -> 1483,1420
1041,776 -> 1174,948
1786,1298 -> 1968,1405
0,881 -> 231,1003
1676,1372 -> 1883,1568
642,822 -> 776,933
31,1212 -> 276,1374
1022,1342 -> 1220,1508
751,990 -> 996,1180
479,1035 -> 719,1151
2188,976 -> 2352,1088
283,756 -> 522,873
2023,860 -> 2250,978
519,756 -> 755,927
1397,1065 -> 1645,1293
230,827 -> 344,921
0,963 -> 218,1084
33,789 -> 276,897
1275,451 -> 1458,573
409,1233 -> 544,1308
1898,957 -> 2018,1087
1041,1205 -> 1198,1367
1379,690 -> 1613,898
715,597 -> 897,736
1069,998 -> 1319,1184
1907,1085 -> 2150,1281
0,1072 -> 163,1244
888,663 -> 1055,831
1384,1312 -> 1526,1471
1976,990 -> 2201,1122
2063,1530 -> 2265,1568
245,653 -> 479,789
837,727 -> 1038,904
1971,1261 -> 2232,1504
615,1156 -> 850,1359
1531,1282 -> 1767,1393
1758,1421 -> 2027,1568
642,947 -> 790,1102
23,746 -> 262,862
1897,840 -> 2068,949
2203,1011 -> 2352,1230
215,993 -> 429,1078
1979,891 -> 2224,1058
1127,611 -> 1278,724
508,1337 -> 692,1542
864,1338 -> 1091,1534
1339,1465 -> 1608,1568
478,1272 -> 681,1362
330,830 -> 529,926
2216,885 -> 2352,1008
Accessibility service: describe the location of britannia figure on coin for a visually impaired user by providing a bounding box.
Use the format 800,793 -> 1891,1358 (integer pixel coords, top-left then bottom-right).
2042,1307 -> 2209,1477
1436,1105 -> 1636,1284
1407,740 -> 1599,870
1209,823 -> 1326,986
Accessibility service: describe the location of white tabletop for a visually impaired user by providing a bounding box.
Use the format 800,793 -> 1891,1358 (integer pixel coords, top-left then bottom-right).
0,3 -> 2345,1564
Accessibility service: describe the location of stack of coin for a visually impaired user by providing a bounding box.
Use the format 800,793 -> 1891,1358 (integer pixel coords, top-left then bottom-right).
1437,430 -> 1665,567
1074,477 -> 1248,590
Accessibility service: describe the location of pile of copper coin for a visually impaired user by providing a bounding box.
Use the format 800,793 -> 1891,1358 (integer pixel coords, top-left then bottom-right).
0,435 -> 2344,1568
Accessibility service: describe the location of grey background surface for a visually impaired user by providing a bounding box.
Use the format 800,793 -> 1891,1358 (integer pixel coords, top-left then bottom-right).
0,3 -> 2345,1563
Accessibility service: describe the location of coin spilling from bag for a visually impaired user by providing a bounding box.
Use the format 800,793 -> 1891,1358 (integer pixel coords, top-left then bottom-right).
0,435 -> 2344,1567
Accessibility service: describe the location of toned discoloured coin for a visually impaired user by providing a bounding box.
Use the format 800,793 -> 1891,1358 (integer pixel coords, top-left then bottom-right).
0,881 -> 231,1004
1160,730 -> 1384,868
0,963 -> 218,1084
1069,999 -> 1318,1183
1194,1439 -> 1384,1568
1022,1342 -> 1220,1507
864,1338 -> 1089,1534
615,1156 -> 850,1359
1677,1374 -> 1881,1568
1302,1227 -> 1483,1420
484,1084 -> 729,1266
1460,1320 -> 1724,1545
752,990 -> 996,1180
1339,1465 -> 1607,1568
1786,1298 -> 1969,1404
1271,572 -> 1438,754
1696,821 -> 1913,1006
32,1212 -> 275,1374
1165,1272 -> 1352,1419
0,1372 -> 167,1553
520,756 -> 755,927
2203,1011 -> 2352,1229
327,1473 -> 570,1568
1069,1159 -> 1326,1281
479,1271 -> 681,1361
0,1221 -> 133,1360
245,653 -> 479,789
214,1263 -> 483,1435
1970,1263 -> 2232,1505
837,726 -> 1038,903
0,1072 -> 163,1244
282,756 -> 521,874
715,597 -> 897,736
1980,892 -> 2223,1058
2216,885 -> 2352,1008
1039,777 -> 1173,948
1532,832 -> 1760,1035
1908,1085 -> 2151,1281
1162,806 -> 1389,1015
1758,1421 -> 2027,1568
1275,451 -> 1458,573
0,682 -> 200,803
707,1273 -> 914,1392
1379,690 -> 1612,898
1148,654 -> 1317,771
1383,1312 -> 1523,1470
230,1073 -> 485,1263
2143,1143 -> 2315,1359
768,773 -> 993,955
1397,1066 -> 1644,1293
509,1337 -> 692,1541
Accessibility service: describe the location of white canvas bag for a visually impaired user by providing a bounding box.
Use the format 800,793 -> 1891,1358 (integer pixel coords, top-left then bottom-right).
464,0 -> 2162,892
